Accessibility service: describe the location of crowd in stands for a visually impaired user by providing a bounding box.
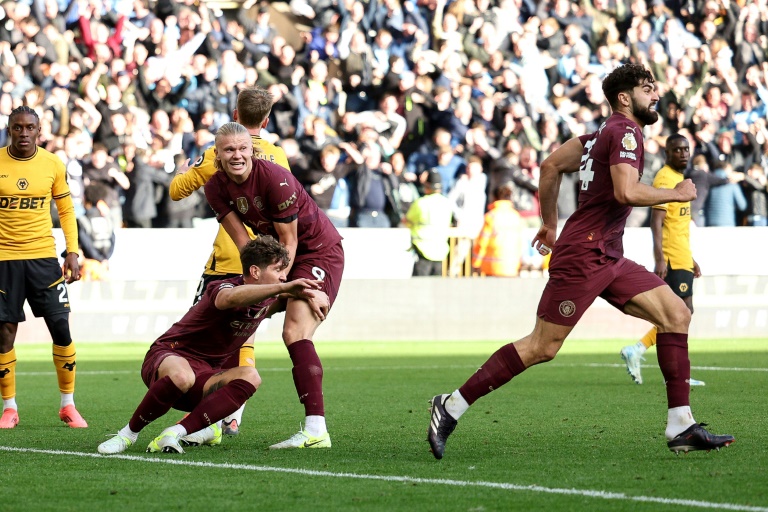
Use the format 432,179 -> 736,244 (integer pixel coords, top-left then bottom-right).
2,0 -> 767,242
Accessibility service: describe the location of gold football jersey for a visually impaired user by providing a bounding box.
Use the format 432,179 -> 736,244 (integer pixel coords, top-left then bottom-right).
652,165 -> 693,270
0,147 -> 78,260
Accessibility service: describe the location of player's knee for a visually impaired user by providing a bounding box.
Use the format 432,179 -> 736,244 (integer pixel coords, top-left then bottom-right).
167,369 -> 195,392
45,315 -> 72,346
666,303 -> 691,331
0,323 -> 18,352
240,367 -> 261,389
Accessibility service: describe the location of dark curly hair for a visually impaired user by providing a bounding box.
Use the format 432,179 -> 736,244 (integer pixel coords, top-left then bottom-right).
602,64 -> 655,110
9,105 -> 40,124
240,235 -> 289,274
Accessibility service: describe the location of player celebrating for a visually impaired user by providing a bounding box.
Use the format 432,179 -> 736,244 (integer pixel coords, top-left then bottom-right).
426,64 -> 734,459
97,236 -> 328,454
170,86 -> 291,436
620,134 -> 704,386
0,106 -> 86,429
204,123 -> 344,449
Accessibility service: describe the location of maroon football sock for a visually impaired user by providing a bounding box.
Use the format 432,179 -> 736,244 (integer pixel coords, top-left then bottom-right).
656,332 -> 690,408
128,376 -> 185,432
458,343 -> 526,405
287,339 -> 324,416
179,379 -> 257,433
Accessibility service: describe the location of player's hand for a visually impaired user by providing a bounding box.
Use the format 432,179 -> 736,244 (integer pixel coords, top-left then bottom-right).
654,260 -> 667,280
175,158 -> 192,176
674,179 -> 696,202
299,288 -> 330,321
532,224 -> 556,256
282,278 -> 323,298
63,253 -> 81,284
693,259 -> 701,278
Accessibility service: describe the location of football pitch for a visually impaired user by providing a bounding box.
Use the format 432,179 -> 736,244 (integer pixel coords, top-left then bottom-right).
2,339 -> 767,512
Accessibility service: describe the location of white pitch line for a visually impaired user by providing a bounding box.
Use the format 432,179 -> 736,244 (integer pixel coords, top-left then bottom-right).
0,446 -> 764,512
16,363 -> 768,377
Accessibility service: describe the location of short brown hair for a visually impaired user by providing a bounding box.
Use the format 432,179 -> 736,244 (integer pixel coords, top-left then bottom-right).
240,235 -> 290,273
236,87 -> 274,128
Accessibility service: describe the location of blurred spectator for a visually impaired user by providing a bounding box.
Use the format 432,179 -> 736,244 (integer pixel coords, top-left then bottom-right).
705,163 -> 747,226
405,171 -> 453,277
343,142 -> 400,228
687,153 -> 731,227
741,163 -> 768,226
472,182 -> 523,277
77,183 -> 116,281
82,143 -> 130,228
0,0 -> 765,235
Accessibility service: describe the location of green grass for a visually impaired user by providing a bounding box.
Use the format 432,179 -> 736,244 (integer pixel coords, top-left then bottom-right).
2,339 -> 766,512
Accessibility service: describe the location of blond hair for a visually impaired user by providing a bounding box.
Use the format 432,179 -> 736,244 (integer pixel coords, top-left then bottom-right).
214,122 -> 251,171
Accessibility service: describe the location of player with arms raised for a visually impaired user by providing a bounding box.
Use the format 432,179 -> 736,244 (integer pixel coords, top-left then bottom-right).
426,64 -> 734,459
205,123 -> 344,449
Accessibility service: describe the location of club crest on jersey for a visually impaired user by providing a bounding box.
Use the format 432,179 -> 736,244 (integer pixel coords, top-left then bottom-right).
559,300 -> 576,318
621,132 -> 638,151
17,178 -> 29,190
236,197 -> 249,214
253,196 -> 264,210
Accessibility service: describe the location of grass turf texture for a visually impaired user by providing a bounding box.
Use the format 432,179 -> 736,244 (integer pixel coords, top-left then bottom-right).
2,339 -> 766,512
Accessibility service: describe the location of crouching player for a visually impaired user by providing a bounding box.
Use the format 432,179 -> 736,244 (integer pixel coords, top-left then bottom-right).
97,236 -> 329,454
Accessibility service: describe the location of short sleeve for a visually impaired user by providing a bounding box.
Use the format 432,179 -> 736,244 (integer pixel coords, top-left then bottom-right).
607,127 -> 641,169
204,175 -> 233,221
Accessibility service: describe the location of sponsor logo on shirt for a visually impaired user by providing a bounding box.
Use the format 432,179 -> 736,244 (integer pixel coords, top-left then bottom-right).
0,196 -> 46,209
237,197 -> 249,214
277,192 -> 297,212
620,151 -> 637,160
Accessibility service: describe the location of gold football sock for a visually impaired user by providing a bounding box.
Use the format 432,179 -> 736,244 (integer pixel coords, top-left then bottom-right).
641,327 -> 658,350
239,341 -> 256,368
0,349 -> 17,400
53,343 -> 77,394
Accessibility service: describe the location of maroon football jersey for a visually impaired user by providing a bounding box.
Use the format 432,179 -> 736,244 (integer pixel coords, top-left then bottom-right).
154,276 -> 275,366
556,113 -> 645,258
204,159 -> 342,254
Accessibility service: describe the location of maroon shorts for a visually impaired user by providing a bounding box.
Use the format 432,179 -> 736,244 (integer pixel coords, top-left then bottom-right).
141,345 -> 223,412
537,245 -> 666,326
290,241 -> 344,308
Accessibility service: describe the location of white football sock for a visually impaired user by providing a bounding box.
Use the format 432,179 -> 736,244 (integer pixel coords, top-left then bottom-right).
164,424 -> 187,437
3,398 -> 17,410
224,403 -> 246,425
666,406 -> 696,440
60,393 -> 75,408
305,415 -> 327,437
119,424 -> 140,443
445,390 -> 470,419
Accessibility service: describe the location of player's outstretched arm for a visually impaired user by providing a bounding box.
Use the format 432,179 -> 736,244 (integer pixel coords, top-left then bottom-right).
214,278 -> 323,310
611,163 -> 697,206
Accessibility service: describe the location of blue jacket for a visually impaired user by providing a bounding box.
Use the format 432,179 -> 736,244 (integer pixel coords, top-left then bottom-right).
705,170 -> 747,226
